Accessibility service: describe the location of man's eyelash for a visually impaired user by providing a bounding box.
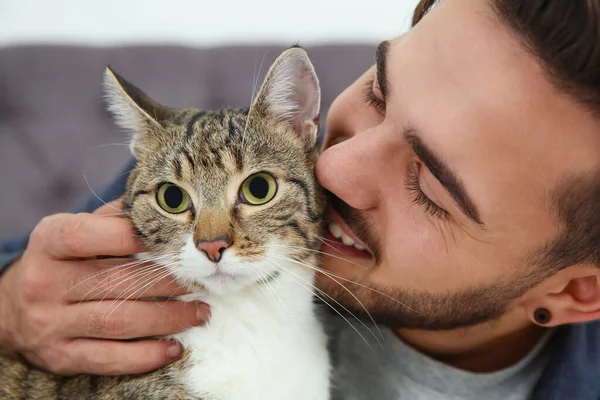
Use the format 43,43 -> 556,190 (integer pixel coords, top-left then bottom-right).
406,164 -> 449,219
363,77 -> 446,220
363,79 -> 386,113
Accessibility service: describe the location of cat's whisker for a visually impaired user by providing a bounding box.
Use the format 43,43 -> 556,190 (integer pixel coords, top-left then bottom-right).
270,252 -> 419,314
85,267 -> 168,334
272,251 -> 384,341
67,259 -> 146,299
96,269 -> 169,315
268,244 -> 384,327
107,265 -> 180,320
83,173 -> 121,211
264,260 -> 375,348
81,254 -> 176,286
313,234 -> 348,255
80,143 -> 130,182
84,166 -> 136,184
65,255 -> 173,301
113,168 -> 136,180
313,234 -> 366,259
78,263 -> 164,303
121,265 -> 184,315
92,262 -> 175,318
266,242 -> 369,270
86,142 -> 130,151
241,51 -> 268,154
314,234 -> 345,245
85,259 -> 174,298
252,264 -> 307,340
98,212 -> 126,217
87,272 -> 163,335
291,256 -> 384,341
251,269 -> 289,324
265,257 -> 383,344
119,263 -> 182,302
156,275 -> 187,308
312,234 -> 376,267
312,234 -> 376,268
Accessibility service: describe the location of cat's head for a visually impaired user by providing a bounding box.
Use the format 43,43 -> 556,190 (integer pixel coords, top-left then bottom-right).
104,48 -> 325,295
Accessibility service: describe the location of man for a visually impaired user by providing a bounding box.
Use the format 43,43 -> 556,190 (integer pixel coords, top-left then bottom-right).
2,0 -> 600,398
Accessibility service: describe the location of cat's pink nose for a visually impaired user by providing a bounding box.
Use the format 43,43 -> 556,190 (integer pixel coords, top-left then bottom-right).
196,238 -> 231,263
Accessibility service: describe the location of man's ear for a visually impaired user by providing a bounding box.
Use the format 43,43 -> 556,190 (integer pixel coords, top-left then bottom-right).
249,46 -> 321,146
103,66 -> 175,158
524,267 -> 600,326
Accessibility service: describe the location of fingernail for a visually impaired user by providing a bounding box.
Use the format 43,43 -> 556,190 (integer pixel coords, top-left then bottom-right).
195,302 -> 210,323
166,340 -> 182,360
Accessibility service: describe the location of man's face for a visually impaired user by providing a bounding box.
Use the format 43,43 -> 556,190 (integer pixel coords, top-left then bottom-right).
315,0 -> 600,329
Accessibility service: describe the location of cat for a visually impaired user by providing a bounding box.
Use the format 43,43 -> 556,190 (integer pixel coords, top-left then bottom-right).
0,47 -> 331,400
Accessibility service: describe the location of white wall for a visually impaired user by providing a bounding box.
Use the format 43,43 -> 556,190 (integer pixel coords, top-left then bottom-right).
0,0 -> 419,46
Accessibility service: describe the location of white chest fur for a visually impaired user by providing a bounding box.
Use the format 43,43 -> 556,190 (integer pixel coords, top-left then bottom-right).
173,267 -> 331,400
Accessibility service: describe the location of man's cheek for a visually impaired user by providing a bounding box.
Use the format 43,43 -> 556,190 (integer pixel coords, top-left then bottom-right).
378,226 -> 442,276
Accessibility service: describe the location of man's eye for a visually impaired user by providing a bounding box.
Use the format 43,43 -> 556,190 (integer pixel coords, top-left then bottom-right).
406,163 -> 449,220
363,79 -> 386,113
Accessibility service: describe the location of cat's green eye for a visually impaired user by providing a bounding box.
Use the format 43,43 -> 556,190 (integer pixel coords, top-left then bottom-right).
240,173 -> 277,205
156,183 -> 192,214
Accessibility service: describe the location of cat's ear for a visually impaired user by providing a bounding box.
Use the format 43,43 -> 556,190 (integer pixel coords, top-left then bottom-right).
103,66 -> 174,158
251,47 -> 320,144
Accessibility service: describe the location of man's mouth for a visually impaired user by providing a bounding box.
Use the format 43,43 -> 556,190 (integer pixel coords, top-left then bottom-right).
324,209 -> 373,259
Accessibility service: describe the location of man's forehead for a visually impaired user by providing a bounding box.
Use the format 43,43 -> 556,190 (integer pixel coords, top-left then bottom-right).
390,0 -> 540,109
383,0 -> 600,226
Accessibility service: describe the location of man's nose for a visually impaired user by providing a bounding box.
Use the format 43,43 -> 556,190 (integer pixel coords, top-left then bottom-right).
316,131 -> 385,211
196,237 -> 231,263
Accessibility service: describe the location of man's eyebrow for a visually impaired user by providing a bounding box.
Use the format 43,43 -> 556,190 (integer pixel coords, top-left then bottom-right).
376,40 -> 390,99
404,130 -> 484,226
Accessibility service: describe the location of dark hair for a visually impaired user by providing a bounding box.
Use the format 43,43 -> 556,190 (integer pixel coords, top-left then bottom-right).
413,0 -> 600,271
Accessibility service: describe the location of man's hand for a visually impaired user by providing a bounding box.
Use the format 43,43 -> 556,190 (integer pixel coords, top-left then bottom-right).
0,200 -> 208,375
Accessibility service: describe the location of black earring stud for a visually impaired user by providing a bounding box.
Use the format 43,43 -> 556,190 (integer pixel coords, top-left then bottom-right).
534,308 -> 552,325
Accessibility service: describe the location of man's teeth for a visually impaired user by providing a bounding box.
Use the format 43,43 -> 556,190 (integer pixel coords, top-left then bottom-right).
328,222 -> 366,251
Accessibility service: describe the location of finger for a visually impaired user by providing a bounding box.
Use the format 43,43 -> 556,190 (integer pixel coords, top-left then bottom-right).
61,258 -> 189,301
63,338 -> 185,375
70,300 -> 209,339
93,199 -> 124,217
44,213 -> 145,259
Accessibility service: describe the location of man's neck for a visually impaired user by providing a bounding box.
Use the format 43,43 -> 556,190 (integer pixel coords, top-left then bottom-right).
395,309 -> 549,373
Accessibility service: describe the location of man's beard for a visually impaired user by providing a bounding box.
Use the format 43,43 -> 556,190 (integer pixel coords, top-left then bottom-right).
317,269 -> 544,330
321,193 -> 550,330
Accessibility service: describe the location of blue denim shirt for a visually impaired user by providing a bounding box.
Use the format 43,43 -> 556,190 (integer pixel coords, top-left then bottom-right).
1,158 -> 599,399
